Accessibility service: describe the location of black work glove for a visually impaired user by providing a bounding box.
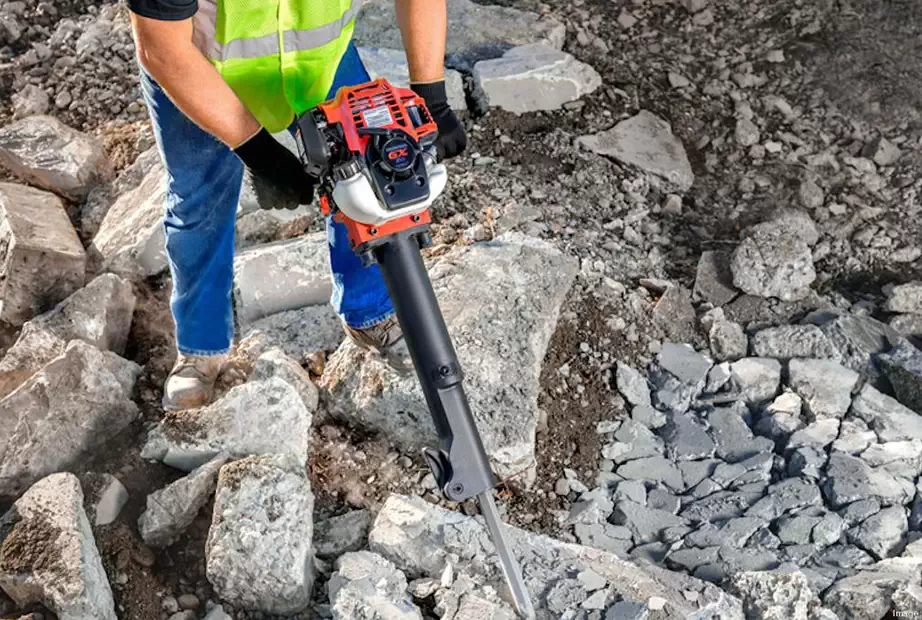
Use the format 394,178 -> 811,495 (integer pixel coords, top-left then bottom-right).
411,80 -> 467,161
234,128 -> 317,210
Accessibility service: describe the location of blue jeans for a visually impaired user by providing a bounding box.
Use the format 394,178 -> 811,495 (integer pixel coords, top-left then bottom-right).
140,43 -> 394,356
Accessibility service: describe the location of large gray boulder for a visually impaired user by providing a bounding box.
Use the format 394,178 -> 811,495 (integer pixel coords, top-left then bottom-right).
730,221 -> 816,302
0,341 -> 140,498
369,494 -> 744,619
0,274 -> 136,399
353,0 -> 566,69
138,454 -> 229,547
822,453 -> 914,508
0,183 -> 86,327
0,473 -> 117,619
233,233 -> 331,325
328,551 -> 423,620
89,162 -> 168,279
358,47 -> 467,111
320,234 -> 577,481
142,375 -> 313,472
473,44 -> 601,113
577,111 -> 695,193
206,454 -> 315,615
0,116 -> 112,200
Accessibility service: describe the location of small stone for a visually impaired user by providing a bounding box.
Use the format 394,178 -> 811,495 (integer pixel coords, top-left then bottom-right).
731,221 -> 816,302
616,362 -> 651,407
709,319 -> 748,362
177,594 -> 200,610
812,512 -> 847,547
862,136 -> 902,167
798,180 -> 824,210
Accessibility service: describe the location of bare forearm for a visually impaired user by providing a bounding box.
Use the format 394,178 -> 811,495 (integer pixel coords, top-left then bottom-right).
130,14 -> 260,148
395,0 -> 447,83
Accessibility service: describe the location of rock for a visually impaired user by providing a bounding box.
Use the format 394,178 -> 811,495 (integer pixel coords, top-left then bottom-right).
241,304 -> 344,359
786,419 -> 841,453
358,47 -> 467,111
730,358 -> 782,405
709,319 -> 748,362
617,457 -> 684,492
233,233 -> 332,325
11,85 -> 50,119
730,222 -> 816,302
862,136 -> 902,167
879,340 -> 922,414
141,376 -> 312,472
314,510 -> 373,560
848,506 -> 908,560
851,383 -> 922,442
693,251 -> 738,307
251,348 -> 319,412
750,325 -> 839,360
616,362 -> 651,407
91,475 -> 129,527
138,454 -> 229,547
0,341 -> 140,498
798,180 -> 824,210
735,118 -> 760,146
788,359 -> 859,420
203,606 -> 232,620
831,418 -> 877,454
328,551 -> 422,620
823,562 -> 921,620
177,594 -> 199,610
681,490 -> 764,523
577,111 -> 695,193
0,274 -> 136,399
787,446 -> 826,479
813,512 -> 847,548
632,405 -> 666,429
473,44 -> 601,113
891,314 -> 922,342
658,344 -> 711,385
605,419 -> 664,464
354,0 -> 566,69
776,516 -> 824,545
573,522 -> 633,557
812,313 -> 899,379
744,478 -> 823,521
369,494 -> 743,618
823,453 -> 913,508
0,183 -> 86,328
885,282 -> 922,314
605,600 -> 649,619
662,412 -> 716,461
0,116 -> 112,200
89,162 -> 168,279
82,147 -> 161,242
0,474 -> 116,619
728,570 -> 823,620
766,209 -> 820,248
711,452 -> 773,488
206,454 -> 315,615
652,284 -> 697,342
841,499 -> 882,528
320,234 -> 577,480
707,403 -> 774,463
860,440 -> 922,479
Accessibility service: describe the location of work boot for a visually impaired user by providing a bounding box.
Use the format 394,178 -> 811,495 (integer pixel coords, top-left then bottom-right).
162,353 -> 226,411
343,315 -> 414,374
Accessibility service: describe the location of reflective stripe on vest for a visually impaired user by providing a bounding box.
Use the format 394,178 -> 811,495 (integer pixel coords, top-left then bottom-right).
192,0 -> 361,132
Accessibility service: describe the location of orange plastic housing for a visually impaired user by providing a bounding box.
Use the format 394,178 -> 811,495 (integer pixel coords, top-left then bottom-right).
317,79 -> 438,249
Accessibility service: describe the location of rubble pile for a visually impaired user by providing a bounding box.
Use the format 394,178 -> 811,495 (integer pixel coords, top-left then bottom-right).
0,0 -> 921,618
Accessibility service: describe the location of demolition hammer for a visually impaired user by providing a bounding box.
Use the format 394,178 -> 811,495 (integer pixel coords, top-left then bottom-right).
295,79 -> 535,618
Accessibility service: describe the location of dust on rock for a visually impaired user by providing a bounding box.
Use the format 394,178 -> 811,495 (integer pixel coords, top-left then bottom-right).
0,510 -> 63,574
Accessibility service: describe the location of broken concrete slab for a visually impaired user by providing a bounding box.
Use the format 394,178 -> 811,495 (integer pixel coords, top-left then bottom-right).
788,359 -> 859,420
693,251 -> 738,307
730,358 -> 782,405
251,348 -> 320,413
658,344 -> 712,385
233,233 -> 332,326
728,570 -> 826,620
473,44 -> 601,114
0,115 -> 112,200
89,162 -> 168,279
879,339 -> 922,414
141,376 -> 312,472
358,47 -> 467,111
206,454 -> 314,615
616,362 -> 652,407
851,383 -> 922,442
578,110 -> 695,193
139,454 -> 229,548
612,500 -> 689,543
328,551 -> 423,620
353,0 -> 566,70
706,403 -> 774,463
321,234 -> 577,481
749,325 -> 839,360
0,273 -> 136,399
811,313 -> 899,379
369,494 -> 744,618
822,453 -> 914,508
847,506 -> 908,560
0,473 -> 116,619
730,221 -> 816,302
0,182 -> 86,327
0,340 -> 140,498
81,146 -> 160,242
239,304 -> 344,359
822,559 -> 922,620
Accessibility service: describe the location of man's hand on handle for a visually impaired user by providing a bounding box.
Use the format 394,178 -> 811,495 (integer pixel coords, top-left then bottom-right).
411,80 -> 467,161
234,128 -> 318,210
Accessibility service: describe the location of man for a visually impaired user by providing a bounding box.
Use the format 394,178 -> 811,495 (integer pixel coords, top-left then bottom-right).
127,0 -> 467,410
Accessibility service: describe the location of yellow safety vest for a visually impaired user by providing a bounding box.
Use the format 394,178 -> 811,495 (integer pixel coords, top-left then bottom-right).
192,0 -> 361,132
